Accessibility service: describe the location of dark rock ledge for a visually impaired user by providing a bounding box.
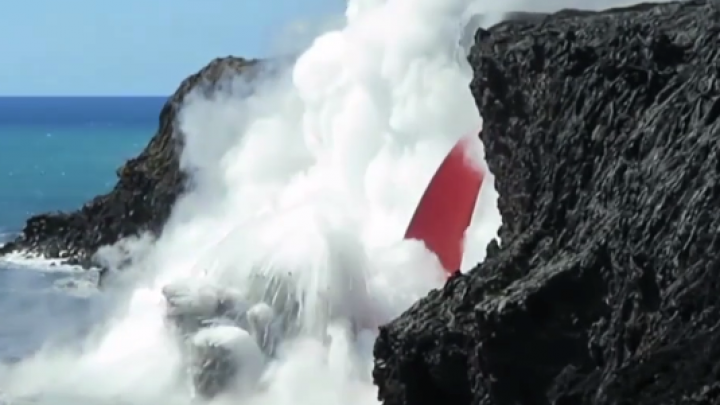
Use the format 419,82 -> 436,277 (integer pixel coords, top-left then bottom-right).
373,1 -> 720,405
0,57 -> 261,268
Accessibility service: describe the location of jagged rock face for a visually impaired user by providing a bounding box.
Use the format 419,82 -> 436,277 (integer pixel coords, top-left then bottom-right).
0,57 -> 260,267
373,1 -> 720,405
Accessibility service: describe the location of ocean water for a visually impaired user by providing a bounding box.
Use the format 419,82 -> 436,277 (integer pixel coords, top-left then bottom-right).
0,97 -> 164,362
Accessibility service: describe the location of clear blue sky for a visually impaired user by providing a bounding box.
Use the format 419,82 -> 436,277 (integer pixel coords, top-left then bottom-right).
0,0 -> 344,96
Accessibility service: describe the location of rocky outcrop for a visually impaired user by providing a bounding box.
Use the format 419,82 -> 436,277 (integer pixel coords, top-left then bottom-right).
373,1 -> 720,405
0,57 -> 261,268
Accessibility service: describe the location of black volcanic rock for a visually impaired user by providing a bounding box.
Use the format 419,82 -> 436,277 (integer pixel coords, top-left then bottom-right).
0,57 -> 261,268
374,1 -> 720,405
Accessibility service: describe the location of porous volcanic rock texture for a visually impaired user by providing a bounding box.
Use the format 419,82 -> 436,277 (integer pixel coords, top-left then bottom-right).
373,1 -> 720,405
0,57 -> 260,267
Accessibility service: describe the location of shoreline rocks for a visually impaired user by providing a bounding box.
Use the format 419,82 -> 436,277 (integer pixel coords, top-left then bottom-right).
0,57 -> 261,269
373,1 -> 720,404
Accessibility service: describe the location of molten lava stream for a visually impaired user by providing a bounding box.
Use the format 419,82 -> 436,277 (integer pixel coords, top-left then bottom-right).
404,134 -> 485,276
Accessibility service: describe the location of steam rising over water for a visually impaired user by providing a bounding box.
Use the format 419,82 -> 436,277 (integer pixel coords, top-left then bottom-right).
0,0 -> 507,403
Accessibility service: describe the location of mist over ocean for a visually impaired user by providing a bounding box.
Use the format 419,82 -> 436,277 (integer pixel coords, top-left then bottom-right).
0,97 -> 164,362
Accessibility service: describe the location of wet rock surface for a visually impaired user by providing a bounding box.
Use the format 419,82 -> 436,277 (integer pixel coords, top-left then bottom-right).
0,57 -> 261,269
374,1 -> 720,405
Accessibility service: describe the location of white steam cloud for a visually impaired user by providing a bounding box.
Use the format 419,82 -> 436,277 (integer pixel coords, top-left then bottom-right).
0,0 -> 510,404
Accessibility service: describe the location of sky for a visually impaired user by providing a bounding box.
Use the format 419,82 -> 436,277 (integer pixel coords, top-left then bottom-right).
0,0 -> 344,96
0,0 -> 663,96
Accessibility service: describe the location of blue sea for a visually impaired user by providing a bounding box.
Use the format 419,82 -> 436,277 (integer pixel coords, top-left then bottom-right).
0,97 -> 164,363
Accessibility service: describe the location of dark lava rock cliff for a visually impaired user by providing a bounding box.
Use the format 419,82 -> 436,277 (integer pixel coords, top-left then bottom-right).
374,1 -> 720,405
0,57 -> 260,268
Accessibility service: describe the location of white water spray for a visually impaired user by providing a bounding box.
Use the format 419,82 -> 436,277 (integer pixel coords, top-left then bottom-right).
1,0 -> 506,403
